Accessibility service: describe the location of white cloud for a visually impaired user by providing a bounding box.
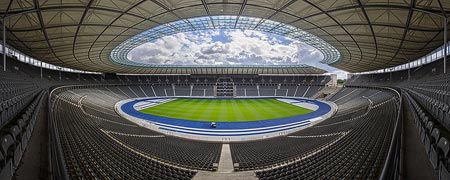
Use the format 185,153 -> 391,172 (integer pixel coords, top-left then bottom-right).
128,29 -> 348,79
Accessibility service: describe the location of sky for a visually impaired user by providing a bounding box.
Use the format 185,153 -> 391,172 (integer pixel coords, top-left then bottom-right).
128,29 -> 348,79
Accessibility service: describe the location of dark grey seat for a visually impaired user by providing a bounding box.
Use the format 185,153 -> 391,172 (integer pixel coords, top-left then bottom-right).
0,134 -> 21,167
431,128 -> 441,145
0,153 -> 12,180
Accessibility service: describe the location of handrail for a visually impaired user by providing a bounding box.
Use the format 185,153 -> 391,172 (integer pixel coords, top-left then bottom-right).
346,85 -> 403,180
48,86 -> 71,180
50,84 -> 404,179
46,83 -> 168,180
379,87 -> 402,180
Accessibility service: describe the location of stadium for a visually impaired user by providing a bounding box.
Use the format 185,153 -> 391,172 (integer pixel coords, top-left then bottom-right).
0,1 -> 449,180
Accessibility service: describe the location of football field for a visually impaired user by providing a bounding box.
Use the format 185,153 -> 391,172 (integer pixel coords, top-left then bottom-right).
139,98 -> 314,122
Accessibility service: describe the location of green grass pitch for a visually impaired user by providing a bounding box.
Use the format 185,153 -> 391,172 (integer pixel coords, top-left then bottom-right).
139,98 -> 314,122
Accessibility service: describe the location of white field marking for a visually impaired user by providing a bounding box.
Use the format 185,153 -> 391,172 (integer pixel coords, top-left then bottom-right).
103,130 -> 165,138
287,131 -> 348,138
333,89 -> 358,102
276,98 -> 319,111
256,130 -> 351,172
116,97 -> 337,132
115,97 -> 338,142
134,98 -> 175,110
100,129 -> 194,171
154,121 -> 310,135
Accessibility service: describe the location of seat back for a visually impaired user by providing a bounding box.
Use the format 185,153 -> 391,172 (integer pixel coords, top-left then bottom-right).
0,135 -> 14,156
0,151 -> 5,167
426,121 -> 434,134
422,116 -> 429,127
9,126 -> 20,141
438,137 -> 450,158
17,119 -> 25,130
431,128 -> 441,145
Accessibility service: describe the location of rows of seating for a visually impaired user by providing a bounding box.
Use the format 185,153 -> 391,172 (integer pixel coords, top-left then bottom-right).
230,88 -> 398,177
404,90 -> 450,180
51,92 -> 197,179
344,56 -> 450,179
50,88 -> 225,179
1,56 -> 407,179
4,55 -> 333,88
255,91 -> 398,179
401,74 -> 450,133
230,135 -> 337,171
115,74 -> 330,86
0,90 -> 46,180
110,134 -> 221,170
0,71 -> 44,128
83,84 -> 325,99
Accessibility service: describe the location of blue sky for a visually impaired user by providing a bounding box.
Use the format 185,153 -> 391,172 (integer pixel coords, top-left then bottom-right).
128,29 -> 348,79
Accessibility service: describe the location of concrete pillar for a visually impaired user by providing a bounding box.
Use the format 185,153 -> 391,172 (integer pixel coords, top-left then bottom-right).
3,17 -> 6,72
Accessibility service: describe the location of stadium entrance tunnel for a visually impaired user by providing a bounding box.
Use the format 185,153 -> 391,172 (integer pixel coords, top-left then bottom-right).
115,97 -> 337,142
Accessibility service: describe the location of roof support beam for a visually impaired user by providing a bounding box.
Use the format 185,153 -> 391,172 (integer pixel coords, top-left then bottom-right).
444,17 -> 447,74
357,0 -> 378,67
72,0 -> 95,67
234,0 -> 247,29
437,0 -> 447,18
3,17 -> 6,72
390,0 -> 416,65
33,0 -> 64,64
2,0 -> 13,71
201,0 -> 215,29
253,0 -> 297,29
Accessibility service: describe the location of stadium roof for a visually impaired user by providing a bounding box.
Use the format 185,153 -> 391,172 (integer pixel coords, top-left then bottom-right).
111,15 -> 340,68
0,0 -> 449,73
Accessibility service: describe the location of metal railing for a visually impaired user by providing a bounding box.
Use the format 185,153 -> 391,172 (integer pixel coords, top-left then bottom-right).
345,85 -> 403,180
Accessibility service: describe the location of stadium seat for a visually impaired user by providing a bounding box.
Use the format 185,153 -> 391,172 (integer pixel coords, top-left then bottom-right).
0,152 -> 13,180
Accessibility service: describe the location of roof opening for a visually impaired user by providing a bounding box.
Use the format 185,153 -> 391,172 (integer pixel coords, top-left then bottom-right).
110,16 -> 341,68
127,29 -> 323,66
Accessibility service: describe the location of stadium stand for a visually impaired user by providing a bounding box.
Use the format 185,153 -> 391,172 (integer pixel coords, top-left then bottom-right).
0,56 -> 338,179
0,46 -> 446,179
0,1 -> 449,179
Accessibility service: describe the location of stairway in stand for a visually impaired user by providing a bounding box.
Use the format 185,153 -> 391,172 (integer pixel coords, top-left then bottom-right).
215,77 -> 236,97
